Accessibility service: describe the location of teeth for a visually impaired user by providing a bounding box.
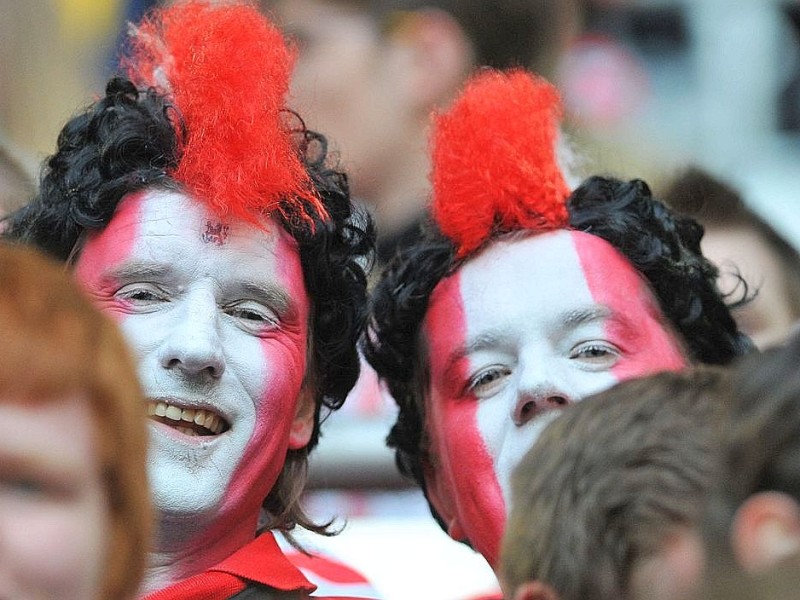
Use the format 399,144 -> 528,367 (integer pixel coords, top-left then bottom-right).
165,405 -> 183,421
204,412 -> 215,430
175,426 -> 197,437
146,401 -> 226,435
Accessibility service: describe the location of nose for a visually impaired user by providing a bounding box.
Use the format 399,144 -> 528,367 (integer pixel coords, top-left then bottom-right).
513,391 -> 571,426
158,288 -> 225,379
513,360 -> 572,426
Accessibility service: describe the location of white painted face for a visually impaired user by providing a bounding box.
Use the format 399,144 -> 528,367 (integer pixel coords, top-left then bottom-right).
423,230 -> 687,567
0,394 -> 107,599
75,190 -> 314,538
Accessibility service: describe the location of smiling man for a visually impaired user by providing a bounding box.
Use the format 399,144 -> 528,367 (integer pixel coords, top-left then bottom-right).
363,70 -> 753,575
3,2 -> 373,598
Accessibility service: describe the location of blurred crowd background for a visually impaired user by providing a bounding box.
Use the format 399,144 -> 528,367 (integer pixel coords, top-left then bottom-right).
4,0 -> 800,242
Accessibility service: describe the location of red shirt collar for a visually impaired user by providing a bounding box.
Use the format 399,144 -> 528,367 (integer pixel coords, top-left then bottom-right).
209,531 -> 315,591
143,532 -> 316,600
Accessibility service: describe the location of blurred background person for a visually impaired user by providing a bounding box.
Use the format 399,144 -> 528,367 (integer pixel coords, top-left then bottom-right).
662,167 -> 800,349
265,0 -> 583,268
701,333 -> 800,586
500,369 -> 724,600
0,139 -> 35,216
0,243 -> 150,599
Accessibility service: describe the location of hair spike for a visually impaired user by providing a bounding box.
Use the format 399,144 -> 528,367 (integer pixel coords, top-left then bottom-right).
431,69 -> 570,257
123,0 -> 326,226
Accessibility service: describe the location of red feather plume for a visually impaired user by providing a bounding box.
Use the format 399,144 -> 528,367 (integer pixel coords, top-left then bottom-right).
124,0 -> 325,226
431,69 -> 570,258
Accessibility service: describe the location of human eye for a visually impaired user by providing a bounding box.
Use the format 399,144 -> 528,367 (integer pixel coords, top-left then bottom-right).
0,473 -> 69,502
466,366 -> 512,399
115,283 -> 168,306
225,301 -> 279,334
569,341 -> 620,369
4,476 -> 46,496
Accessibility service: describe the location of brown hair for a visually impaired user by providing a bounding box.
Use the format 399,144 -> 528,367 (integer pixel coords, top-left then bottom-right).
704,333 -> 800,561
0,243 -> 150,599
501,369 -> 725,600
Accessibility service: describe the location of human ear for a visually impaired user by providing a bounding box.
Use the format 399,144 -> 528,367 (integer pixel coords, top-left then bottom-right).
386,8 -> 474,110
288,384 -> 315,450
512,581 -> 561,600
732,491 -> 800,572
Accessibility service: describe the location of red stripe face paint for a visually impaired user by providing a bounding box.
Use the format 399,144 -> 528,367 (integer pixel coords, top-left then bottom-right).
422,230 -> 686,568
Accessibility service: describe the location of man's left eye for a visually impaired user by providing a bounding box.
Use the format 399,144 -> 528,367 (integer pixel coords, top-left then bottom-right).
225,302 -> 278,330
569,342 -> 620,366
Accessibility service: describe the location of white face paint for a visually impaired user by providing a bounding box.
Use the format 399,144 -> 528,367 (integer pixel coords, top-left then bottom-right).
75,190 -> 313,540
424,230 -> 687,566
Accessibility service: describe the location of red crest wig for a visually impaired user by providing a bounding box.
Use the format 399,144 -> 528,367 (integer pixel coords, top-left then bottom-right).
431,70 -> 570,257
124,0 -> 325,226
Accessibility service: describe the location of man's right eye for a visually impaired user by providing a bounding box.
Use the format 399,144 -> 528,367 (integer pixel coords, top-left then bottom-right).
116,284 -> 167,304
466,366 -> 512,399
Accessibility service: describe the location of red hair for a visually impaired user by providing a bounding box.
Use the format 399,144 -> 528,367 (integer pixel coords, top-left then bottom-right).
124,0 -> 325,226
431,70 -> 570,257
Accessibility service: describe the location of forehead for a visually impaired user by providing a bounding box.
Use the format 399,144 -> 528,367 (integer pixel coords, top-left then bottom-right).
96,189 -> 303,288
457,230 -> 591,317
438,230 -> 653,327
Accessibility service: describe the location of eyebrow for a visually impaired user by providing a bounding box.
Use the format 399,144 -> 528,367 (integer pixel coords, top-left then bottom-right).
442,330 -> 509,382
558,304 -> 639,337
0,448 -> 86,481
108,260 -> 174,282
560,306 -> 613,328
239,280 -> 294,317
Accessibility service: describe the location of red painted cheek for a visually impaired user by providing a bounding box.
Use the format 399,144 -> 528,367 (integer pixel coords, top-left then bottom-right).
74,192 -> 145,321
224,235 -> 310,516
425,273 -> 505,565
573,232 -> 687,380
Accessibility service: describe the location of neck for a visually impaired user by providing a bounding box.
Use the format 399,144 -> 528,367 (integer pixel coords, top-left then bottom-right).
140,510 -> 260,595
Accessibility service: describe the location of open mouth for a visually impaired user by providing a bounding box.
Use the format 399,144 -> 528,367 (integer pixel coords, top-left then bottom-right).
146,401 -> 230,437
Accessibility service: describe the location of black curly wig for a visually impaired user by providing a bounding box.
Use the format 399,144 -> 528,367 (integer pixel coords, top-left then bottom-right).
363,175 -> 754,517
2,76 -> 375,534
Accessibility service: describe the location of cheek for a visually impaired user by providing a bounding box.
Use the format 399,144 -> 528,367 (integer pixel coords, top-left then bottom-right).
573,234 -> 687,380
227,309 -> 310,507
1,501 -> 105,597
425,275 -> 506,564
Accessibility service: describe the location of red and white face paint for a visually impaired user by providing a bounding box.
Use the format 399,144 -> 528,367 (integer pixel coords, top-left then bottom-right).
423,230 -> 686,567
75,190 -> 313,547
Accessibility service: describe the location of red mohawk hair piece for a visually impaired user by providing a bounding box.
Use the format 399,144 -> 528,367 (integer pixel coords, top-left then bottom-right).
124,0 -> 325,226
431,69 -> 570,258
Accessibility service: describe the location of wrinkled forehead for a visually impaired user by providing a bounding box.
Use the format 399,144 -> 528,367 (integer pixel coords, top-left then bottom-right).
116,187 -> 294,244
77,187 -> 306,299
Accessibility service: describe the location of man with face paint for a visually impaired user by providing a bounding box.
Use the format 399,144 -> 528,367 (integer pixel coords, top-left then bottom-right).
363,70 -> 753,582
3,2 -> 375,599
